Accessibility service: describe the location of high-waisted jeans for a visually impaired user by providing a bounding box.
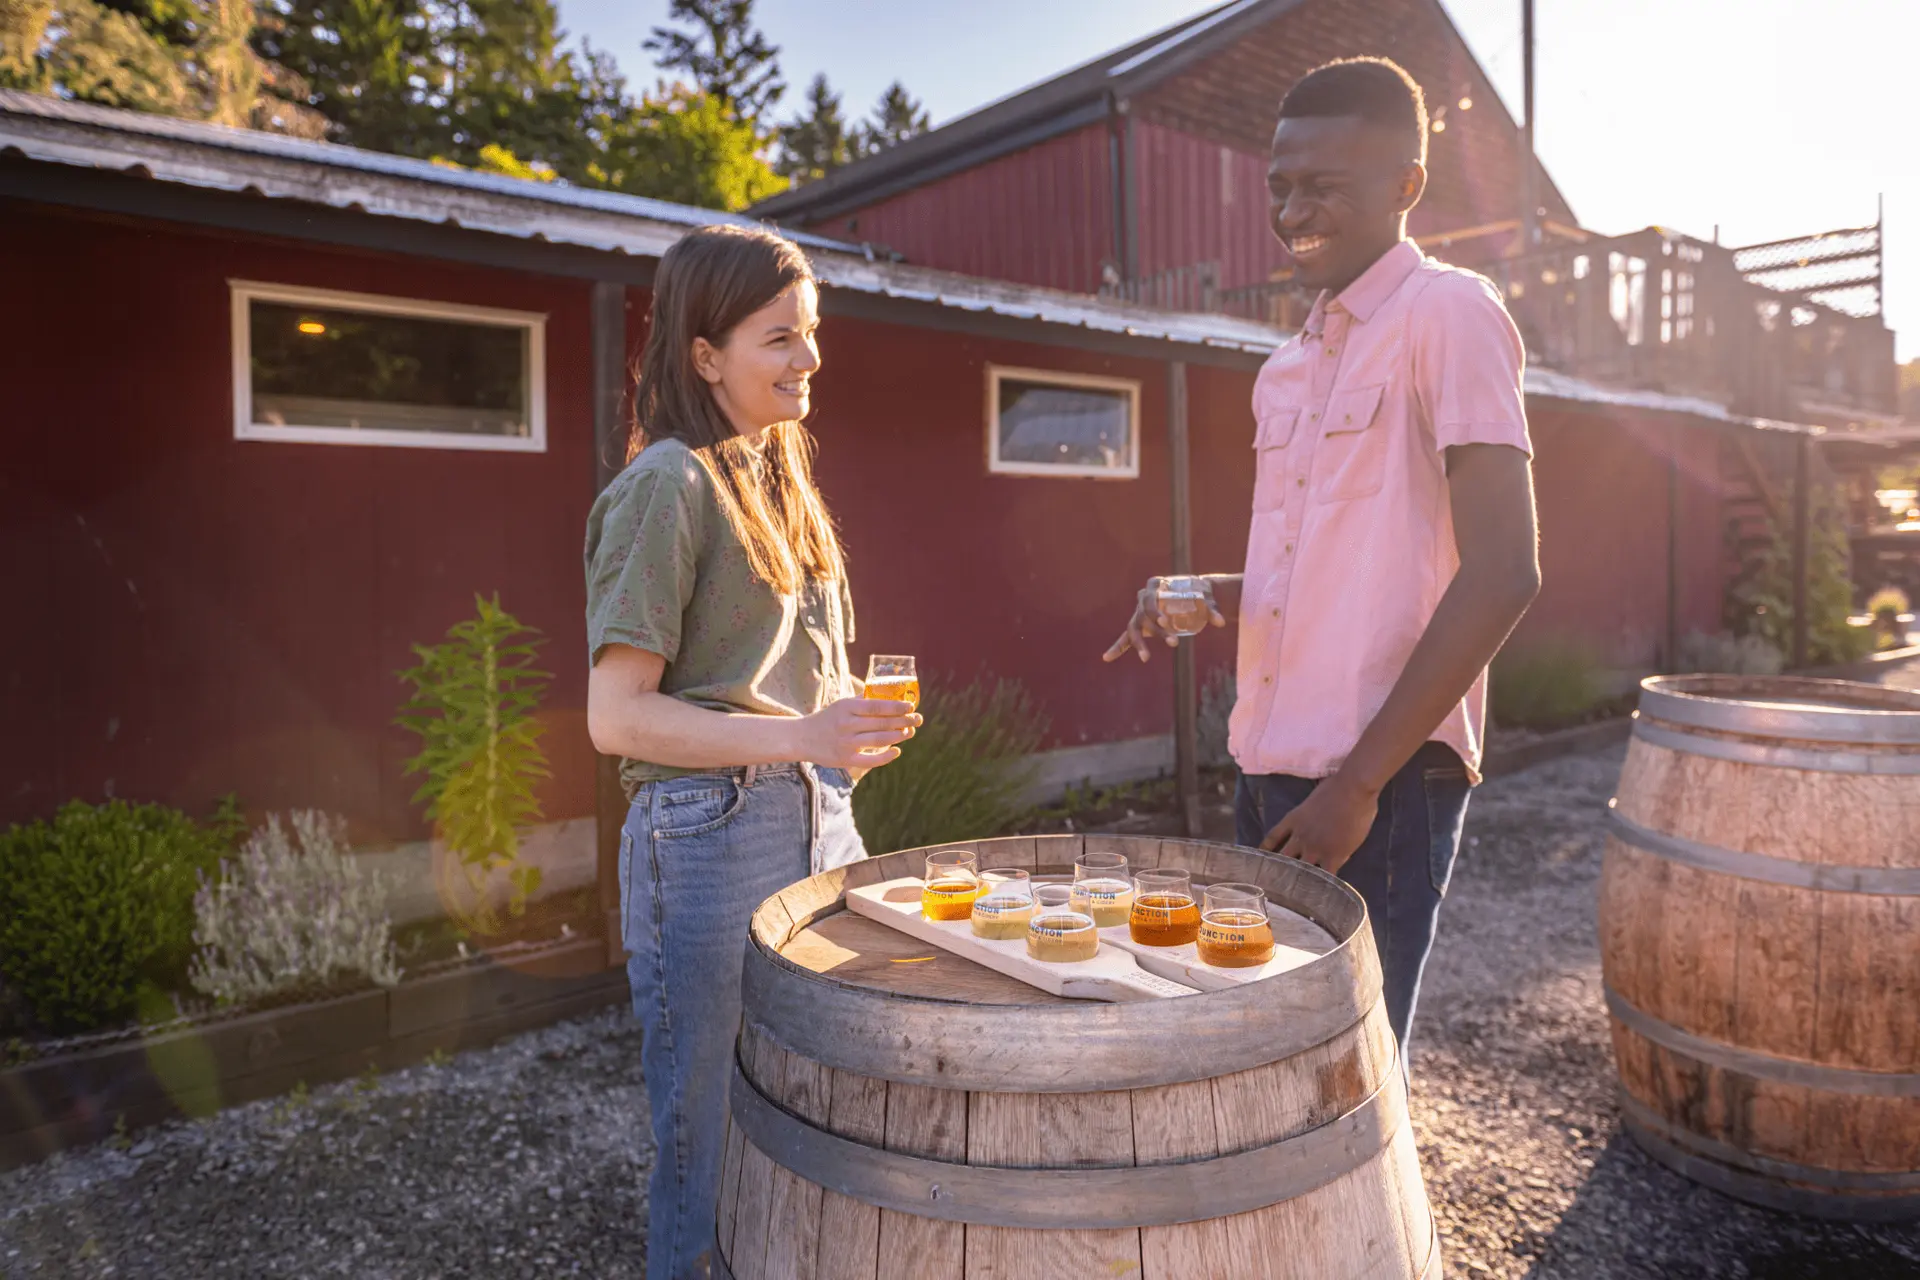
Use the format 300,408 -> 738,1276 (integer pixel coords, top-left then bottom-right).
1234,741 -> 1473,1058
618,763 -> 867,1280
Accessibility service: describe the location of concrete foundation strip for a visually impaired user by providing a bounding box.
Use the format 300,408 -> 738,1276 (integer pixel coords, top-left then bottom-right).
726,1052 -> 1408,1230
1604,804 -> 1920,895
1605,987 -> 1920,1098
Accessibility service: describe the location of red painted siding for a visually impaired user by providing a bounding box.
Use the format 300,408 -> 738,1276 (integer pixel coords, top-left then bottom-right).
4,207 -> 1714,841
1518,403 -> 1725,668
802,124 -> 1115,293
1133,120 -> 1290,288
0,206 -> 603,840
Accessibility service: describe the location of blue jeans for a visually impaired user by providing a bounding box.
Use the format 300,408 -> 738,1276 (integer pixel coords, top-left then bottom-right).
1234,741 -> 1472,1057
618,763 -> 867,1280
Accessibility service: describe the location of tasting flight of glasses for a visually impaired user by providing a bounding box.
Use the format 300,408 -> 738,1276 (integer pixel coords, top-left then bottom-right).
906,848 -> 1289,988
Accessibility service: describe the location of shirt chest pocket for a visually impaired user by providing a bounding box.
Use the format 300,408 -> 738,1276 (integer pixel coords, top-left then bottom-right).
1252,407 -> 1300,514
1311,383 -> 1389,503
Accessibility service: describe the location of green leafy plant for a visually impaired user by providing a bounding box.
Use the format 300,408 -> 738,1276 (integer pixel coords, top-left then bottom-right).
397,595 -> 551,926
852,673 -> 1049,854
1725,486 -> 1874,667
0,799 -> 228,1031
1490,641 -> 1605,731
1677,630 -> 1784,676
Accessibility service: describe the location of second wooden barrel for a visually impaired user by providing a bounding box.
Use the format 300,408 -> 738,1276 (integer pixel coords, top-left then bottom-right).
716,834 -> 1438,1280
1602,674 -> 1920,1221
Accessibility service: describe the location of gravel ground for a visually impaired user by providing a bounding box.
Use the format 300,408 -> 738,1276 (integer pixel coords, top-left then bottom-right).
3,745 -> 1918,1279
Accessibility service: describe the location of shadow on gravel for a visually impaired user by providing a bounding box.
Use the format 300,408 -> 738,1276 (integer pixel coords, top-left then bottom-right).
1528,1131 -> 1920,1280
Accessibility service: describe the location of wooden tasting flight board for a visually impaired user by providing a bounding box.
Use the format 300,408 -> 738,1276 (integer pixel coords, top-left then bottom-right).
839,876 -> 1334,1002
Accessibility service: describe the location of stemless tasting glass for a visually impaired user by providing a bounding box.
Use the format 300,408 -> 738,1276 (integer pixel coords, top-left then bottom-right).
1196,882 -> 1277,968
1026,883 -> 1099,962
1129,868 -> 1201,947
1070,851 -> 1134,928
971,868 -> 1035,940
865,654 -> 920,709
921,849 -> 979,921
1155,576 -> 1211,638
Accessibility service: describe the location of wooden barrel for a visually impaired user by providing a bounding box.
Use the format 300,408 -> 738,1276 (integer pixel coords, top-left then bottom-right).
715,834 -> 1438,1280
1601,674 -> 1920,1221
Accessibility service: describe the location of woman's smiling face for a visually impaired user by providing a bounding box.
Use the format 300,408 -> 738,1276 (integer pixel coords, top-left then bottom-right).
693,279 -> 822,440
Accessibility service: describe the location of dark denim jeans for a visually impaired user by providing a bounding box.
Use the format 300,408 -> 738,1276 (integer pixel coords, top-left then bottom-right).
1234,741 -> 1472,1057
618,763 -> 867,1280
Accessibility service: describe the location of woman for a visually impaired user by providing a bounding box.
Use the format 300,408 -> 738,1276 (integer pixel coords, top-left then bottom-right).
583,224 -> 917,1280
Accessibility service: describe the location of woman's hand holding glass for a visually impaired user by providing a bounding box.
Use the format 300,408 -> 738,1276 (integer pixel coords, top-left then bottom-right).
794,694 -> 920,769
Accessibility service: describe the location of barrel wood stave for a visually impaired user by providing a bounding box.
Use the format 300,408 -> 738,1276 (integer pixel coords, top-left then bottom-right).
722,836 -> 1436,1279
1603,675 -> 1920,1219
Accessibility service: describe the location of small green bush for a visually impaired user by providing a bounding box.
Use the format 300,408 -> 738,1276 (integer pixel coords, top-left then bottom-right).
1490,642 -> 1605,731
0,800 -> 229,1031
852,673 -> 1049,854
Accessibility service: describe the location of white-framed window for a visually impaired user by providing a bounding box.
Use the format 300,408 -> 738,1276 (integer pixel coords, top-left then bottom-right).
230,280 -> 547,452
986,365 -> 1140,479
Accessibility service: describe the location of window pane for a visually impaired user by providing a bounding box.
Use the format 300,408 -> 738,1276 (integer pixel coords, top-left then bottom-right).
249,300 -> 530,437
996,378 -> 1131,469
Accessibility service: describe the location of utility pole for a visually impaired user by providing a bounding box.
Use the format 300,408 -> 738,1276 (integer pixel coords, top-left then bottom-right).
1520,0 -> 1538,254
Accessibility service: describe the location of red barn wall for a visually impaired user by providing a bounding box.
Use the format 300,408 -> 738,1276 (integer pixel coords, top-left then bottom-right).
4,205 -> 1715,841
1517,402 -> 1725,669
0,205 -> 601,839
1132,121 -> 1289,289
801,125 -> 1116,294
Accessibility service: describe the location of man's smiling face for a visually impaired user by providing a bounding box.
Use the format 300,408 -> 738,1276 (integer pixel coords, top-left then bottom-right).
1267,114 -> 1426,295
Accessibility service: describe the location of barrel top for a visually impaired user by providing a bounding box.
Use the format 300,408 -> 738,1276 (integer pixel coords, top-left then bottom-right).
739,835 -> 1384,1092
1639,674 -> 1920,746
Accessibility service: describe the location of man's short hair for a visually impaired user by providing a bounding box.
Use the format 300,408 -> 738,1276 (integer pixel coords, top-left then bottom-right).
1277,57 -> 1429,163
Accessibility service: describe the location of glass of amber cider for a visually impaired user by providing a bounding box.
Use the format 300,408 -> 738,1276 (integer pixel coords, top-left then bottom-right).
1026,883 -> 1099,962
1155,576 -> 1211,637
1196,882 -> 1277,968
1070,850 -> 1134,927
921,849 -> 980,921
970,868 -> 1034,939
865,654 -> 920,709
1129,868 -> 1201,947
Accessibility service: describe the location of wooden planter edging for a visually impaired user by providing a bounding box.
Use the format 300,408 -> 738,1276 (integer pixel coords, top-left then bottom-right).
1482,716 -> 1634,779
0,935 -> 627,1172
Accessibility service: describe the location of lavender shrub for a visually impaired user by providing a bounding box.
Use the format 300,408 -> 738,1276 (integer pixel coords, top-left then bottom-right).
190,812 -> 401,1005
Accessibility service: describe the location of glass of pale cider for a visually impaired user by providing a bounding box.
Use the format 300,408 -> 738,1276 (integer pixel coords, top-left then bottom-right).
971,868 -> 1034,939
1196,882 -> 1276,968
1026,883 -> 1098,962
1070,850 -> 1134,927
865,654 -> 919,709
1129,868 -> 1201,947
1155,576 -> 1211,638
921,849 -> 979,921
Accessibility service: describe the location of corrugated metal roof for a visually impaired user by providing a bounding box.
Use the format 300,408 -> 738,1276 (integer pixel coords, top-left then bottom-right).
1524,367 -> 1820,436
0,90 -> 1294,357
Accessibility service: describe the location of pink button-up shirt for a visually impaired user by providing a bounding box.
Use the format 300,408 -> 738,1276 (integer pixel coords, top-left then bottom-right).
1229,240 -> 1531,783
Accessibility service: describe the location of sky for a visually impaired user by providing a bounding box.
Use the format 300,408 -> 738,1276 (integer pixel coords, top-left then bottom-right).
557,0 -> 1919,360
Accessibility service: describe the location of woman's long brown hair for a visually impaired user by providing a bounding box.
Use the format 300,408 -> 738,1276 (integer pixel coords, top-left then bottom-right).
629,224 -> 843,595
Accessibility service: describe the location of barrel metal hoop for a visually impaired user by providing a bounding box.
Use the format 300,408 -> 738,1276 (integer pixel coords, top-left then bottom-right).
1605,987 -> 1920,1098
1605,804 -> 1920,896
1638,675 -> 1920,746
1631,719 -> 1920,776
727,1052 -> 1408,1230
741,933 -> 1381,1094
1616,1088 -> 1920,1194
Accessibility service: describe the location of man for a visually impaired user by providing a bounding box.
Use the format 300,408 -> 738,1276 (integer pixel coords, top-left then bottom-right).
1105,57 -> 1540,1054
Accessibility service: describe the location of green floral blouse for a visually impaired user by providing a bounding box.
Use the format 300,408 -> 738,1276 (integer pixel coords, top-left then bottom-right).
583,439 -> 855,795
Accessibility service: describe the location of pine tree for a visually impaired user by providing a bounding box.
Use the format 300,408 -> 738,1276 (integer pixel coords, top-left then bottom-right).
774,72 -> 851,183
0,0 -> 56,87
855,80 -> 928,157
255,0 -> 433,153
642,0 -> 781,127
